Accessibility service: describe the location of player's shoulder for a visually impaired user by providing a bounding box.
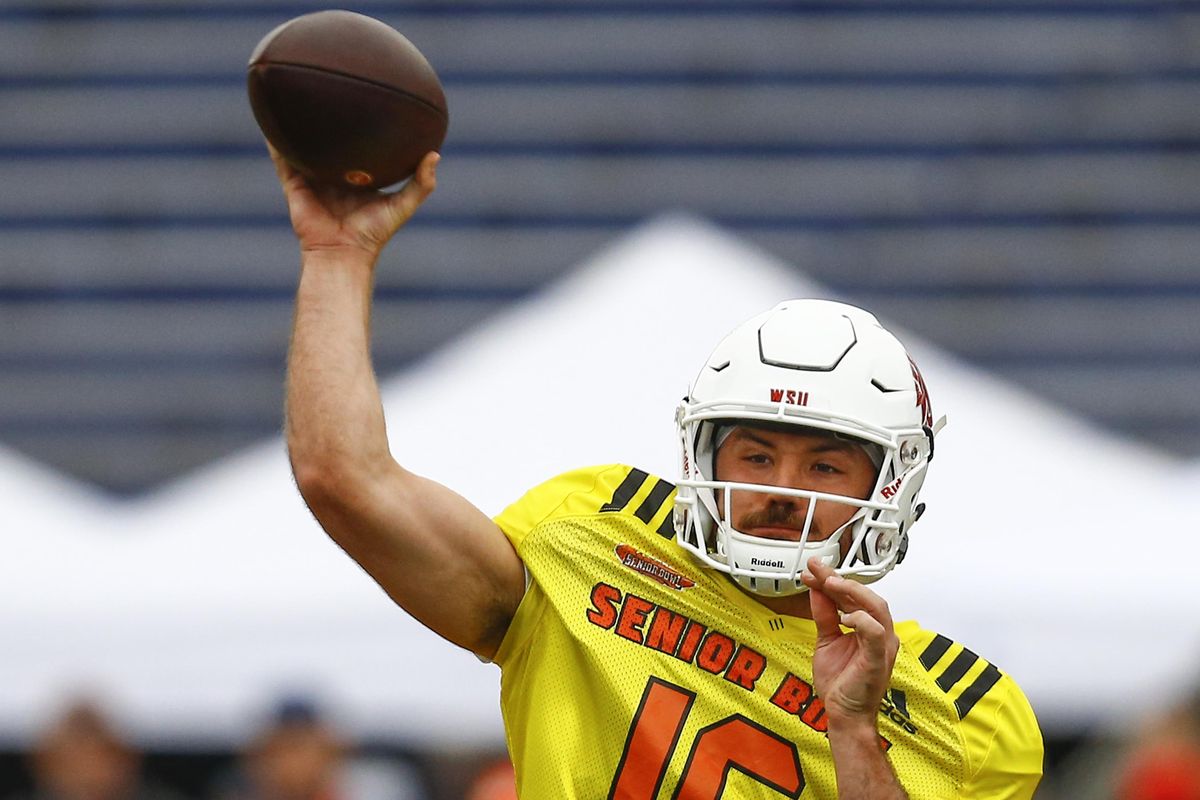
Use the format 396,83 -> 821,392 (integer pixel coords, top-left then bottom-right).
499,464 -> 671,523
894,621 -> 1027,723
894,621 -> 1043,795
495,464 -> 675,547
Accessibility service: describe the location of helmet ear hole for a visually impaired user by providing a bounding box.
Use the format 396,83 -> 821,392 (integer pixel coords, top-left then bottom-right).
864,522 -> 896,562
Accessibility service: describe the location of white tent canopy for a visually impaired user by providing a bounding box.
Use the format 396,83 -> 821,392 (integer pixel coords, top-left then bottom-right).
5,216 -> 1194,746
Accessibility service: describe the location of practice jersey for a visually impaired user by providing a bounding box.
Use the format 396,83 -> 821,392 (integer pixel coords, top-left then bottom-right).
492,465 -> 1042,800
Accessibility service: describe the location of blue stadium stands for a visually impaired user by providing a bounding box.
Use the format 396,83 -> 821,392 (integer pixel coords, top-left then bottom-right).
2,0 -> 1198,493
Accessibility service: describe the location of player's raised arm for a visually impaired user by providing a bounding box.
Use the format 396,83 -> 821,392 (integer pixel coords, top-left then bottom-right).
277,148 -> 525,659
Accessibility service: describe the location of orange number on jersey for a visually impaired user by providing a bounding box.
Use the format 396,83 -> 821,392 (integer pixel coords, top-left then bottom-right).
610,677 -> 804,800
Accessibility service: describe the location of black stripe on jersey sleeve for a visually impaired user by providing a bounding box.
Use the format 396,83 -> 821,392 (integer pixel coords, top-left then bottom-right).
954,663 -> 1003,720
600,468 -> 649,513
633,478 -> 674,525
656,512 -> 675,539
936,649 -> 980,692
919,634 -> 953,670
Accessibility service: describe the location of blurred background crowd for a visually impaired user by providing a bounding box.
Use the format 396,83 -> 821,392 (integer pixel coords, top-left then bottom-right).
3,689 -> 1200,800
0,695 -> 516,800
3,0 -> 1200,797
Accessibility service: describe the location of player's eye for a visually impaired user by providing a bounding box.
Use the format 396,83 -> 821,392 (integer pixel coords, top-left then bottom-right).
813,461 -> 841,474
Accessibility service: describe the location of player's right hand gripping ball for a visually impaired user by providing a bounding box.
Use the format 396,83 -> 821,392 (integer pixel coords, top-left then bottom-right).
247,10 -> 448,190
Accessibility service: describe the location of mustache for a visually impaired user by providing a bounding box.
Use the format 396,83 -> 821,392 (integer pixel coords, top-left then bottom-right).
737,505 -> 819,534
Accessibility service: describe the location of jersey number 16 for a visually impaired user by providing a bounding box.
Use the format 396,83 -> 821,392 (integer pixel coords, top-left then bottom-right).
609,676 -> 805,799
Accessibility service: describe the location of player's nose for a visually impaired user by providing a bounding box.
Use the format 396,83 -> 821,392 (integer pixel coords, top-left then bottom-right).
762,492 -> 808,520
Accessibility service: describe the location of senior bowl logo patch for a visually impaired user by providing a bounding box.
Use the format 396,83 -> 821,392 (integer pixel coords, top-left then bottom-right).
615,544 -> 695,590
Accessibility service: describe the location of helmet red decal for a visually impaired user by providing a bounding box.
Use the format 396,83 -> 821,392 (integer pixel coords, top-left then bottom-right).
908,355 -> 933,429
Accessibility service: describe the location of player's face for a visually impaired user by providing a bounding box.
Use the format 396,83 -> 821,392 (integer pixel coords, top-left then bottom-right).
713,425 -> 878,553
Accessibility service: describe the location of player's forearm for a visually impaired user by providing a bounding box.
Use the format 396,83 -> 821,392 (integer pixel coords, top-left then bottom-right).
828,720 -> 909,800
286,250 -> 391,488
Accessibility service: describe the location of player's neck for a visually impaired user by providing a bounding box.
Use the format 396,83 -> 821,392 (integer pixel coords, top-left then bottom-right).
743,586 -> 815,620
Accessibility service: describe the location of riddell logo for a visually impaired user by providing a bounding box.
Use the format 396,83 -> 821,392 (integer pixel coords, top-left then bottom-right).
615,545 -> 695,590
880,476 -> 904,500
770,389 -> 809,406
750,557 -> 785,569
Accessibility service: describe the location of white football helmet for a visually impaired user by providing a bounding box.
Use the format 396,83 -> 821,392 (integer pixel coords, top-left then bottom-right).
674,299 -> 943,597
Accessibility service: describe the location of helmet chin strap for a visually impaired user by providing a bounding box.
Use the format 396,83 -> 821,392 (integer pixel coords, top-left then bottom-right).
711,487 -> 867,598
723,524 -> 838,597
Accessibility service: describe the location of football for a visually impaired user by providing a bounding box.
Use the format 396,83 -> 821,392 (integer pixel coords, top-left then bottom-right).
247,10 -> 448,189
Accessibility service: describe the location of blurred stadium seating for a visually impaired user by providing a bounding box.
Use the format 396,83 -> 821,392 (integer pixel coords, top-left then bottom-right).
1,0 -> 1198,494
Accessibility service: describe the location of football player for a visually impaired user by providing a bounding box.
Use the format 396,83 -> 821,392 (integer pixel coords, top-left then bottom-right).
276,149 -> 1042,799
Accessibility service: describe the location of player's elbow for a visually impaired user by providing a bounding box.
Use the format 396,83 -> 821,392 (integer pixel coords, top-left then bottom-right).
289,459 -> 338,519
291,455 -> 332,502
289,445 -> 403,526
289,449 -> 368,517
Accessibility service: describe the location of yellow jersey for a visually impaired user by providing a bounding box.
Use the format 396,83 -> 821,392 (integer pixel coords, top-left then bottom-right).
493,465 -> 1042,799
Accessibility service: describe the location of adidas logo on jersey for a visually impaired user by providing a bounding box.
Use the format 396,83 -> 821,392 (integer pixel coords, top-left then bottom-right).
880,688 -> 918,735
615,544 -> 695,590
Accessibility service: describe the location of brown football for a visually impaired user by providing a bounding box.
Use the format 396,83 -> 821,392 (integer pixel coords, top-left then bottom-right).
247,10 -> 448,189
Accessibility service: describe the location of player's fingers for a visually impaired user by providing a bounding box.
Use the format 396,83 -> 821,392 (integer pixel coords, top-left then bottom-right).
802,559 -> 845,643
816,573 -> 894,630
839,609 -> 899,669
837,609 -> 885,640
384,151 -> 439,224
803,558 -> 870,613
265,141 -> 320,215
806,556 -> 837,580
413,150 -> 440,192
803,556 -> 846,596
807,580 -> 843,643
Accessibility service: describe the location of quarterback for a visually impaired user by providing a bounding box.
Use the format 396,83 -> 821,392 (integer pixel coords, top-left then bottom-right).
277,149 -> 1043,799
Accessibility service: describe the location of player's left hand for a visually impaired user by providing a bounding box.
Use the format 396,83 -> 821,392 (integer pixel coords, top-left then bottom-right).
802,557 -> 899,730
